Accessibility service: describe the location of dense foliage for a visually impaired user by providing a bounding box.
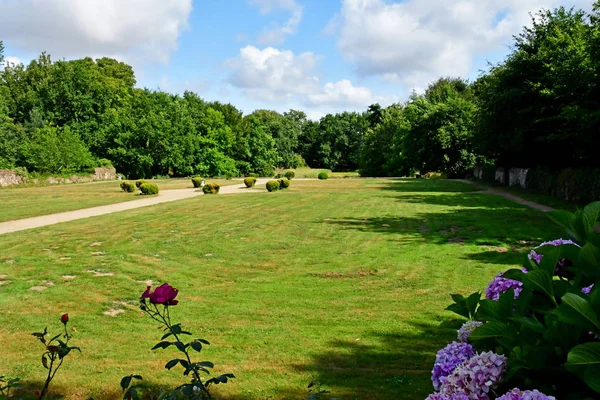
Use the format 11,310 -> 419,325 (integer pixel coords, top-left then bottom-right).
1,1 -> 599,182
265,180 -> 280,192
438,203 -> 600,399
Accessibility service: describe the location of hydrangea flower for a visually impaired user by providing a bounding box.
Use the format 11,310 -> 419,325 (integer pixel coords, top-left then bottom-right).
485,272 -> 523,300
432,342 -> 476,391
528,238 -> 580,275
496,388 -> 556,400
582,284 -> 594,295
457,321 -> 483,342
426,392 -> 469,400
441,351 -> 507,400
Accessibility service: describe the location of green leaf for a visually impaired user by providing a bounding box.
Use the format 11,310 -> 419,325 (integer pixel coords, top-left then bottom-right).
451,294 -> 465,303
446,303 -> 470,319
165,359 -> 179,370
567,343 -> 600,366
522,270 -> 554,300
547,210 -> 578,240
556,293 -> 600,331
465,292 -> 481,318
197,339 -> 210,345
584,365 -> 600,394
120,376 -> 132,391
152,341 -> 173,351
198,361 -> 214,368
469,322 -> 508,340
42,355 -> 48,369
511,316 -> 545,334
190,341 -> 203,352
161,332 -> 173,340
584,202 -> 600,235
174,341 -> 186,352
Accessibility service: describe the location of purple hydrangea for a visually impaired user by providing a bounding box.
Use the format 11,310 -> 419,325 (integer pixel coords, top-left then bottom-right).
528,239 -> 580,275
441,351 -> 507,400
496,388 -> 556,400
485,272 -> 523,300
582,284 -> 594,295
432,342 -> 476,391
426,392 -> 469,400
457,321 -> 483,342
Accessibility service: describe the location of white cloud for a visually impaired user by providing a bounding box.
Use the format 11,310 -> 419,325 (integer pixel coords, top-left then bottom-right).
0,0 -> 192,64
251,0 -> 303,45
226,45 -> 394,113
328,0 -> 591,87
226,45 -> 320,102
308,79 -> 392,108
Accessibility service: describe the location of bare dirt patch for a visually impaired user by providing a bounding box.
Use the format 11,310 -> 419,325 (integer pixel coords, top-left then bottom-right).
29,286 -> 48,291
480,245 -> 509,253
311,269 -> 377,279
62,275 -> 77,280
103,309 -> 125,317
89,242 -> 103,247
448,237 -> 466,245
87,269 -> 114,277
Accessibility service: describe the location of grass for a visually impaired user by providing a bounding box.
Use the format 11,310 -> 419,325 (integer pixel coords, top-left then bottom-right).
0,178 -> 238,222
0,179 -> 563,399
276,167 -> 360,179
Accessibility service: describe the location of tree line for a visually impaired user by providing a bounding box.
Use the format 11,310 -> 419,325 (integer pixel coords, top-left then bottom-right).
1,2 -> 599,179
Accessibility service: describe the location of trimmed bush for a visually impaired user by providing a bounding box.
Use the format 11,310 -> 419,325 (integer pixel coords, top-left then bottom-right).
202,183 -> 220,194
191,177 -> 203,188
244,177 -> 257,188
278,178 -> 290,189
425,172 -> 447,179
135,180 -> 147,189
266,180 -> 280,192
120,181 -> 135,193
274,173 -> 284,179
318,172 -> 329,180
284,171 -> 295,180
139,183 -> 159,195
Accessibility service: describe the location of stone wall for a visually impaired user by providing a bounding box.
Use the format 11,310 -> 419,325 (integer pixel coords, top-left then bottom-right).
494,168 -> 505,185
508,168 -> 529,188
0,170 -> 26,187
473,165 -> 484,180
0,168 -> 116,187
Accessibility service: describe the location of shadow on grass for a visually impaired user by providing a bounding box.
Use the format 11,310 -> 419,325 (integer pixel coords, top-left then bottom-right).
289,320 -> 457,400
376,179 -> 480,194
322,181 -> 563,266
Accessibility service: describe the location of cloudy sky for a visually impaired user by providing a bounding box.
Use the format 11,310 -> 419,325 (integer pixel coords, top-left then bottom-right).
0,0 -> 591,119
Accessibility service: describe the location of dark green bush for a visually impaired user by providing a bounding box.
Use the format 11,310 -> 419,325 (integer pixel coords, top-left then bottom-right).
135,180 -> 147,189
120,181 -> 135,193
191,177 -> 203,188
525,168 -> 557,194
284,171 -> 295,180
202,183 -> 220,194
139,183 -> 159,195
244,177 -> 256,188
266,180 -> 280,192
278,178 -> 290,189
318,172 -> 328,180
482,164 -> 497,183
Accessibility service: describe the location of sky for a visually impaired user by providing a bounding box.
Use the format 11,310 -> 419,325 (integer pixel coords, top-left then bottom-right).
0,0 -> 592,120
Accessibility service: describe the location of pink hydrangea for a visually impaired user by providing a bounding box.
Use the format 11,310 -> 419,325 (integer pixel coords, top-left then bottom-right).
441,351 -> 507,400
496,388 -> 556,400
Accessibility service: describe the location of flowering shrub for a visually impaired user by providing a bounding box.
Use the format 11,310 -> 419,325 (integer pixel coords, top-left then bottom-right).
432,342 -> 475,390
32,313 -> 80,399
135,283 -> 235,399
436,201 -> 600,399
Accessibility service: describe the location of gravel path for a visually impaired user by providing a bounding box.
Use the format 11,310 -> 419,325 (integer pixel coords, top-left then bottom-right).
455,179 -> 554,212
0,179 -> 270,235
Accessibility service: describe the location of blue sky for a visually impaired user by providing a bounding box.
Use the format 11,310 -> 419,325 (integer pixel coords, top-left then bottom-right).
0,0 -> 592,119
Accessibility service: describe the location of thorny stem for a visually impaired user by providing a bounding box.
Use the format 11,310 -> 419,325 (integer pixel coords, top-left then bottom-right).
38,324 -> 71,400
146,303 -> 211,399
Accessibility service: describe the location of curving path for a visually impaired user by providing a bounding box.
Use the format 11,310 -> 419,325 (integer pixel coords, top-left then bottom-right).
454,179 -> 554,212
0,179 -> 271,235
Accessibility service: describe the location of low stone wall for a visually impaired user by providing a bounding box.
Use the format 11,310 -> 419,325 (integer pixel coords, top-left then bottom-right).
0,170 -> 26,187
0,168 -> 117,187
508,168 -> 529,188
494,168 -> 505,185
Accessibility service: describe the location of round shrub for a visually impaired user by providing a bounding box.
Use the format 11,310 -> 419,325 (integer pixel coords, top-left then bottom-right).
139,183 -> 159,195
278,178 -> 290,189
120,181 -> 135,193
191,177 -> 203,188
244,177 -> 257,188
202,183 -> 220,194
266,180 -> 280,192
135,179 -> 147,189
318,171 -> 329,180
284,171 -> 295,180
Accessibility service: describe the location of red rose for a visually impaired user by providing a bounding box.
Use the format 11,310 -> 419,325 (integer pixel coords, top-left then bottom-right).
61,313 -> 69,324
142,283 -> 179,306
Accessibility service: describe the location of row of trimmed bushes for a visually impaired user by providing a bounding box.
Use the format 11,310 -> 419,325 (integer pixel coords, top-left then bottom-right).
266,178 -> 291,192
120,180 -> 159,195
526,168 -> 600,203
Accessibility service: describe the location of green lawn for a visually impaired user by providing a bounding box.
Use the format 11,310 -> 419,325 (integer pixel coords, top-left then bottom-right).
0,179 -> 562,399
0,178 -> 238,222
